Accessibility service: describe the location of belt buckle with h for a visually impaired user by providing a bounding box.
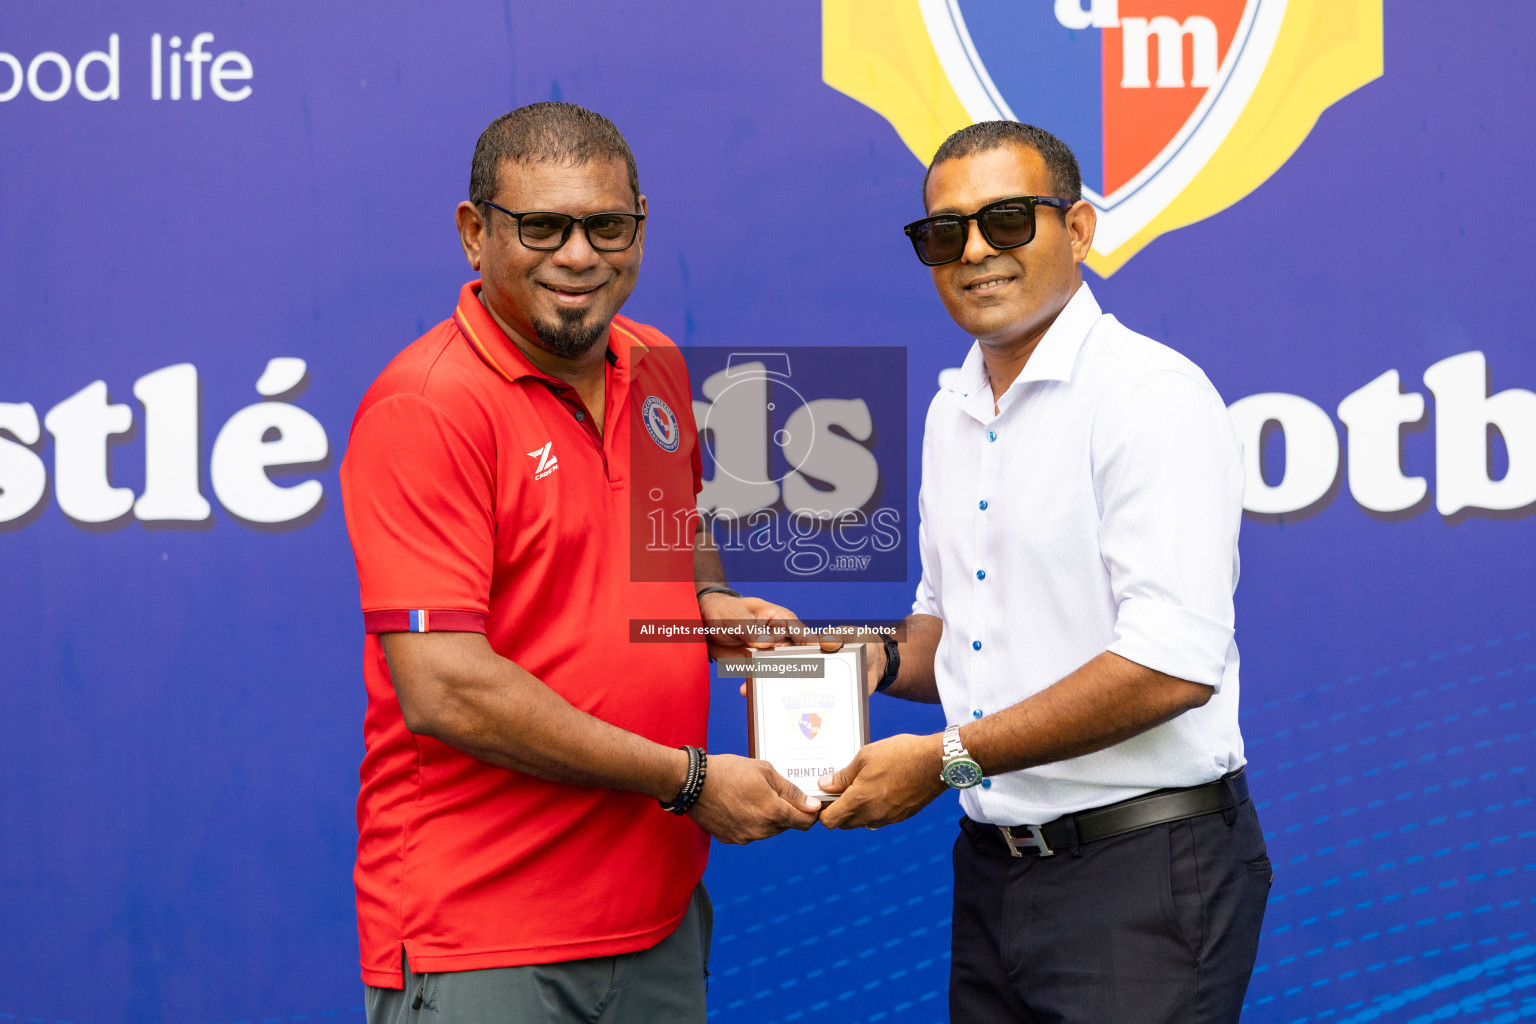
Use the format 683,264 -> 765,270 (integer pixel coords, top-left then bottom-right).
998,824 -> 1053,858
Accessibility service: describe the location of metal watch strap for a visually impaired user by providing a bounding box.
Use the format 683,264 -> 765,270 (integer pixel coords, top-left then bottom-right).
943,724 -> 968,758
939,725 -> 984,790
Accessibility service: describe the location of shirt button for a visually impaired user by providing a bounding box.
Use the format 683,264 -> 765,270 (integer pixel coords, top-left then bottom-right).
574,410 -> 586,421
978,500 -> 988,510
972,708 -> 982,719
972,640 -> 982,651
988,431 -> 997,442
976,569 -> 986,581
981,778 -> 992,789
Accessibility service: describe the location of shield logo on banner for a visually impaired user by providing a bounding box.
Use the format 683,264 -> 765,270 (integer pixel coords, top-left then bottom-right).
822,0 -> 1382,275
798,713 -> 823,740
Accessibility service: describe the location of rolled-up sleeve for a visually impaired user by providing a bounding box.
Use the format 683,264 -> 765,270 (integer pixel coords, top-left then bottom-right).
1092,370 -> 1244,689
912,401 -> 944,620
912,503 -> 943,618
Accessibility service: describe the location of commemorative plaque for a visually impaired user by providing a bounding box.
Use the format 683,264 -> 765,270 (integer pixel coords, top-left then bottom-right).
745,645 -> 869,801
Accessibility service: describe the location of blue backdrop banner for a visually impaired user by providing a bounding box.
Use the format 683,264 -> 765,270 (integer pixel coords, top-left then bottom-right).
1,3 -> 1532,1023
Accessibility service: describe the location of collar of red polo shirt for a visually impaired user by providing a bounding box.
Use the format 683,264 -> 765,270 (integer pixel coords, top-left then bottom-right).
452,280 -> 651,387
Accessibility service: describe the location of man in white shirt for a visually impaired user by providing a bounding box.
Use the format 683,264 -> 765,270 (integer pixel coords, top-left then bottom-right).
817,122 -> 1271,1023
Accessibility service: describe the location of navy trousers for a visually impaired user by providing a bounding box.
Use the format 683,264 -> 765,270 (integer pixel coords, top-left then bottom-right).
950,798 -> 1272,1024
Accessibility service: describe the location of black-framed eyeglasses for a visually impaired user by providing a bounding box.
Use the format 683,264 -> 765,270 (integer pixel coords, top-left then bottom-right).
902,195 -> 1075,266
479,200 -> 645,252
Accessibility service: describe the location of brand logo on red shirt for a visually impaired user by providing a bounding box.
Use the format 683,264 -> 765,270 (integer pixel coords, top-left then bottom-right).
527,441 -> 559,480
641,395 -> 681,453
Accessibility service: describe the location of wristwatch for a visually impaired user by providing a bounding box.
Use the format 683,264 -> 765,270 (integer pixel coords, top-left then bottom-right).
875,636 -> 901,693
939,724 -> 984,789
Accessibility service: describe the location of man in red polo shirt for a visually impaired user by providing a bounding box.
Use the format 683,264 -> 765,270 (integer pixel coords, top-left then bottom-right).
341,102 -> 820,1023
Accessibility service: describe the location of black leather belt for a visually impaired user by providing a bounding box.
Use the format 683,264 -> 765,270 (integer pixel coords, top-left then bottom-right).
962,768 -> 1249,858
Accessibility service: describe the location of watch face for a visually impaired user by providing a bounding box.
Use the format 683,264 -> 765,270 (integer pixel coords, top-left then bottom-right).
942,759 -> 983,789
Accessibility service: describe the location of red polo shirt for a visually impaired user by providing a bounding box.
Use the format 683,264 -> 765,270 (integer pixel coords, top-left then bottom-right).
340,281 -> 709,988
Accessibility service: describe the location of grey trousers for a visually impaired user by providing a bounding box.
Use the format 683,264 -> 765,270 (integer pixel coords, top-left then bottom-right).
366,885 -> 712,1024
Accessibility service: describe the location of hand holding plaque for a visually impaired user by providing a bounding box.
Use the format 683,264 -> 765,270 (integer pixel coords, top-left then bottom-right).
743,645 -> 870,801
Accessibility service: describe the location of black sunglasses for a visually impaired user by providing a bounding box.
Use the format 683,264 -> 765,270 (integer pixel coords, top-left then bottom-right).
479,200 -> 645,252
903,195 -> 1075,266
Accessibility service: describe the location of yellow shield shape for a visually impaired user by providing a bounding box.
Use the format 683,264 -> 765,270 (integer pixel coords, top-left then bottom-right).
823,0 -> 1383,276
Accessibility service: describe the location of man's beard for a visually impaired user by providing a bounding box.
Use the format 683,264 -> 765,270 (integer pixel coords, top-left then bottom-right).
533,307 -> 607,359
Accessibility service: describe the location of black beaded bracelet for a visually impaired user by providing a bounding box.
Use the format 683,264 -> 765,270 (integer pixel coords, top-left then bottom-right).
661,745 -> 708,815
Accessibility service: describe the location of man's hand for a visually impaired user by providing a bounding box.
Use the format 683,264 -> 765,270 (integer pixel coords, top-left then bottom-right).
802,638 -> 887,696
817,733 -> 949,830
700,593 -> 812,663
688,754 -> 821,844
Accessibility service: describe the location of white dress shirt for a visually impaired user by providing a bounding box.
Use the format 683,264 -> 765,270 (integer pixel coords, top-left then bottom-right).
914,283 -> 1246,825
